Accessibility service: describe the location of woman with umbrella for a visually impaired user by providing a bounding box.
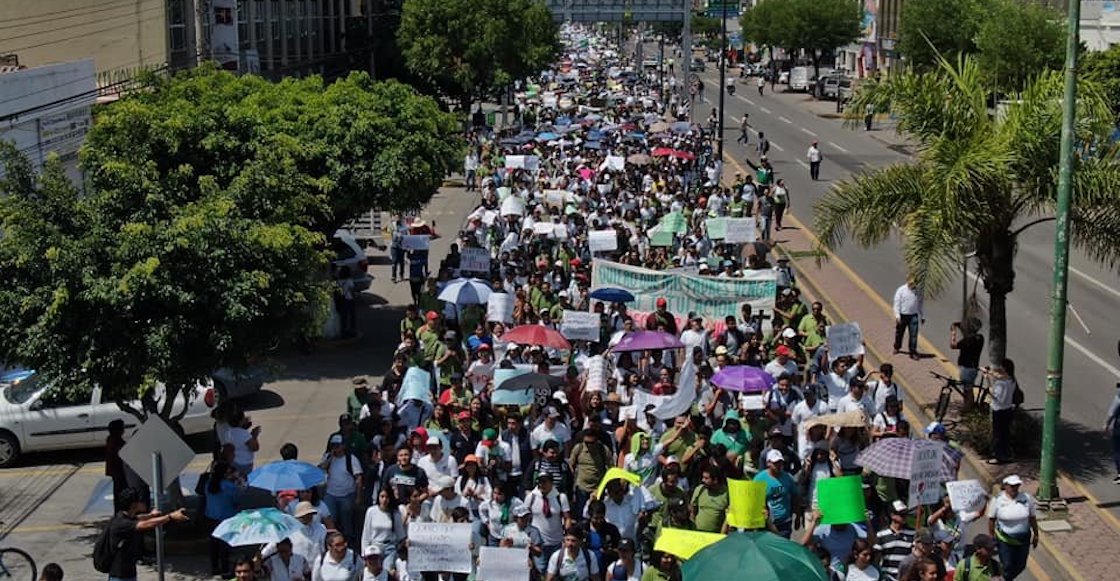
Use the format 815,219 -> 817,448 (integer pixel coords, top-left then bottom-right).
204,461 -> 241,577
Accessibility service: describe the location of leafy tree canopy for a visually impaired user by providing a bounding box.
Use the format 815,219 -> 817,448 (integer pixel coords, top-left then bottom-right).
897,0 -> 982,71
397,0 -> 560,110
84,67 -> 462,234
1082,44 -> 1120,124
742,0 -> 860,75
740,0 -> 792,53
974,0 -> 1064,92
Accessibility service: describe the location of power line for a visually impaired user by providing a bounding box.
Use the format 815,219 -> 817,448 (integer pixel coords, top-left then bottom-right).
0,0 -> 147,31
0,3 -> 166,46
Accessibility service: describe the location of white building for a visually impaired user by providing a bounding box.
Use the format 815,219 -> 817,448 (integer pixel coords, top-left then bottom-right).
1082,1 -> 1120,51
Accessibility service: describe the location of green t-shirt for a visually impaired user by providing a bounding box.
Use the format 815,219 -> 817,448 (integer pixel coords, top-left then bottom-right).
798,314 -> 826,351
690,485 -> 729,533
659,429 -> 697,470
570,441 -> 610,492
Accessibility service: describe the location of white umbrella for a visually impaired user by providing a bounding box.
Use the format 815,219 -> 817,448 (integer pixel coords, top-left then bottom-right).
438,278 -> 492,305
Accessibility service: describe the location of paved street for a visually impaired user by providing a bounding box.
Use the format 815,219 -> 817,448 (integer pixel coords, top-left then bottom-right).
686,58 -> 1120,520
0,187 -> 480,579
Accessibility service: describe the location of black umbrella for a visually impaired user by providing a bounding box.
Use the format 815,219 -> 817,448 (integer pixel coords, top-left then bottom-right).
497,373 -> 565,392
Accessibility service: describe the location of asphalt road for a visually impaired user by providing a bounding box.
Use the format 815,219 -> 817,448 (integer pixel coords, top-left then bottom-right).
685,54 -> 1120,516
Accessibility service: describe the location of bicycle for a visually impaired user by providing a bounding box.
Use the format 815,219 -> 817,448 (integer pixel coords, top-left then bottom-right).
0,522 -> 36,581
931,371 -> 991,425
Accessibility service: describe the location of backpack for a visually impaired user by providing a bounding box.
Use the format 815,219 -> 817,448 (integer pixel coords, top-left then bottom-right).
1012,382 -> 1025,407
549,546 -> 594,579
92,515 -> 125,573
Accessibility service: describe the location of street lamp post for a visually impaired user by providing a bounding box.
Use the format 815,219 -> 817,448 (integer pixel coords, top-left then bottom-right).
1039,0 -> 1082,504
717,0 -> 728,162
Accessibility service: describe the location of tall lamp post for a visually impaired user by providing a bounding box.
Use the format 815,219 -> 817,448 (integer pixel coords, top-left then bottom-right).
1039,0 -> 1081,505
716,0 -> 728,162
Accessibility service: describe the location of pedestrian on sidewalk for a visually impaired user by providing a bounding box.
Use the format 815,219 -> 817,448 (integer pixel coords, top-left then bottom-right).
950,318 -> 985,408
807,141 -> 822,181
771,179 -> 789,231
1105,382 -> 1120,484
984,360 -> 1018,464
464,149 -> 480,192
986,474 -> 1038,580
892,279 -> 924,360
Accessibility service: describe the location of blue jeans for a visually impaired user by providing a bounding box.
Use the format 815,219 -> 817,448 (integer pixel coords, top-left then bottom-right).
380,540 -> 399,574
391,246 -> 405,279
1111,426 -> 1120,473
323,493 -> 356,543
537,543 -> 561,574
997,538 -> 1031,580
761,214 -> 773,241
894,314 -> 920,354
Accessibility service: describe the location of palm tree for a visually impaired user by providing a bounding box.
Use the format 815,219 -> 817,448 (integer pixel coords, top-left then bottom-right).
814,56 -> 1120,369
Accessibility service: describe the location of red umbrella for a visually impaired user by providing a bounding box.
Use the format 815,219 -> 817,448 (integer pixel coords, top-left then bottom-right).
670,150 -> 696,160
503,325 -> 572,350
651,147 -> 674,157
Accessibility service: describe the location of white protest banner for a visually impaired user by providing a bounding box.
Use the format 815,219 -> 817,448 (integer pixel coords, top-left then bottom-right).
601,155 -> 625,171
478,547 -> 531,581
585,355 -> 608,392
401,235 -> 429,251
724,218 -> 757,244
544,189 -> 568,207
908,440 -> 945,508
504,155 -> 540,171
553,224 -> 569,240
409,522 -> 473,573
487,293 -> 514,323
481,210 -> 498,226
826,322 -> 865,359
561,310 -> 600,341
588,230 -> 618,253
460,248 -> 491,274
945,479 -> 988,513
533,222 -> 556,236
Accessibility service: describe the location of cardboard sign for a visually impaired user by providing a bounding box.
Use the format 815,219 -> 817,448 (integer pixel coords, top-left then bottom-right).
553,224 -> 569,240
408,522 -> 473,573
705,217 -> 727,240
946,479 -> 988,513
396,367 -> 433,405
726,479 -> 767,529
817,475 -> 868,525
601,155 -> 625,171
481,210 -> 499,226
478,547 -> 531,581
724,218 -> 756,243
532,222 -> 556,236
654,528 -> 725,560
487,293 -> 514,323
588,230 -> 618,253
909,440 -> 945,508
504,155 -> 539,170
544,189 -> 567,207
561,310 -> 600,341
401,235 -> 430,251
460,248 -> 491,274
826,322 -> 865,359
584,355 -> 608,392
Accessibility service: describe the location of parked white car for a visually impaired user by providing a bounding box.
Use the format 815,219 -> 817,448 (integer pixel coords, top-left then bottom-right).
332,229 -> 373,292
0,369 -> 215,467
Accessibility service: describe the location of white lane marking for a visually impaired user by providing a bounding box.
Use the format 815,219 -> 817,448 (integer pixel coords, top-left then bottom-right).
744,97 -> 756,106
779,116 -> 793,124
771,142 -> 785,152
828,141 -> 849,153
797,160 -> 810,169
759,106 -> 772,114
965,271 -> 1120,377
731,116 -> 741,123
800,127 -> 817,136
1070,266 -> 1120,300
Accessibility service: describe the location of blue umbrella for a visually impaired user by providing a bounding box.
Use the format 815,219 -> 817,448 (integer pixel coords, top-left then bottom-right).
584,141 -> 602,150
536,132 -> 560,141
247,461 -> 326,492
587,130 -> 605,141
438,278 -> 493,305
671,121 -> 692,133
590,287 -> 635,302
212,508 -> 302,546
555,116 -> 573,126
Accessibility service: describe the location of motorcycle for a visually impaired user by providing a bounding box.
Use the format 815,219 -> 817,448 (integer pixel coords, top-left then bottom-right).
726,82 -> 735,95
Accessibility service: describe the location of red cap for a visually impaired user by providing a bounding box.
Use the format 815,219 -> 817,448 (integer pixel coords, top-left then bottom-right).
569,258 -> 582,267
412,427 -> 429,440
656,297 -> 668,307
776,345 -> 791,356
426,311 -> 439,321
457,411 -> 471,421
477,344 -> 492,351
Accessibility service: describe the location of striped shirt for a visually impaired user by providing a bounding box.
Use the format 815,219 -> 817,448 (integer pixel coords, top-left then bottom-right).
874,527 -> 914,580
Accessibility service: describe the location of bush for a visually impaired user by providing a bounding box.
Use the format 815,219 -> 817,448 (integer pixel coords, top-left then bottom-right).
956,408 -> 1040,459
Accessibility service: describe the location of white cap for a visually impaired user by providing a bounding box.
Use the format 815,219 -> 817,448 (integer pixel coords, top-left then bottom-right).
1003,474 -> 1023,486
554,391 -> 569,404
426,436 -> 441,446
781,328 -> 797,339
664,455 -> 680,465
362,545 -> 383,558
766,450 -> 785,464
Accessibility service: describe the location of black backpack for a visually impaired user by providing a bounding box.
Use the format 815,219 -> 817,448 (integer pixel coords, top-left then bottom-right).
92,516 -> 124,573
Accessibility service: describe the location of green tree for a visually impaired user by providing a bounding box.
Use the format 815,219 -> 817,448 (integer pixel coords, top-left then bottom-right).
897,0 -> 982,70
975,0 -> 1064,92
0,141 -> 327,424
83,67 -> 462,233
816,57 -> 1120,369
1082,44 -> 1120,123
740,0 -> 792,63
397,0 -> 560,112
742,0 -> 860,77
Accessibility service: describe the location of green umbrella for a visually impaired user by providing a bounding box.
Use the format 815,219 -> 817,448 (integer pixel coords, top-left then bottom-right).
659,211 -> 687,234
681,531 -> 828,581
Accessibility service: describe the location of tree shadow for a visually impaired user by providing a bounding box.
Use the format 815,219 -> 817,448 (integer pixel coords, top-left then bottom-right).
269,304 -> 406,384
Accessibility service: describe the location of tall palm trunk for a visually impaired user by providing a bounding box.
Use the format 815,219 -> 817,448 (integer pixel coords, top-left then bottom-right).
979,230 -> 1016,370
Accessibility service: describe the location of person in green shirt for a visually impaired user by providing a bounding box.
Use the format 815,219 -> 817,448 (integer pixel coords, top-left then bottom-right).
956,534 -> 1003,581
659,415 -> 700,474
689,466 -> 729,533
400,304 -> 424,342
710,410 -> 750,461
417,278 -> 441,313
648,471 -> 687,535
346,376 -> 370,421
640,552 -> 680,581
797,301 -> 829,354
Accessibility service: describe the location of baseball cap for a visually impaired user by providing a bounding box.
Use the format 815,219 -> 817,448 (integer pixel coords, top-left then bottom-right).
426,311 -> 439,321
328,434 -> 345,446
433,475 -> 455,491
412,427 -> 428,440
656,297 -> 667,307
971,533 -> 997,549
781,327 -> 797,339
891,500 -> 912,514
775,345 -> 791,356
554,391 -> 569,404
338,413 -> 353,424
456,411 -> 471,421
513,504 -> 531,517
546,406 -> 561,418
924,421 -> 947,435
294,501 -> 318,518
426,436 -> 442,446
765,449 -> 785,463
618,538 -> 636,552
477,343 -> 492,351
715,345 -> 729,355
362,545 -> 383,558
664,455 -> 680,465
914,529 -> 936,545
464,454 -> 480,464
1003,474 -> 1023,486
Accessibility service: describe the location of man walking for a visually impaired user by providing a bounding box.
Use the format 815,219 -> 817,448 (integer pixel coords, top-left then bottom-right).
806,140 -> 822,181
892,278 -> 924,360
737,114 -> 750,145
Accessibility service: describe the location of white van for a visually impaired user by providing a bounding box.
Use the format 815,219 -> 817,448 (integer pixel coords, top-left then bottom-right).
789,67 -> 811,92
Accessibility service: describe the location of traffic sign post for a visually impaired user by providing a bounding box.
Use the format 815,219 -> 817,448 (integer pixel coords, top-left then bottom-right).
151,451 -> 166,581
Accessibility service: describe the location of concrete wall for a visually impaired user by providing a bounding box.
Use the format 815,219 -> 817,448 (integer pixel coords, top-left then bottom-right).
0,0 -> 168,76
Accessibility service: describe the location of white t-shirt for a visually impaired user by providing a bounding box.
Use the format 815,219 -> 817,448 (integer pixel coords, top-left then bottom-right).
547,547 -> 600,581
846,564 -> 880,581
606,559 -> 645,581
764,359 -> 799,380
822,368 -> 859,411
264,552 -> 311,581
531,421 -> 572,450
323,454 -> 361,497
987,492 -> 1035,536
416,453 -> 459,483
835,394 -> 873,415
527,488 -> 570,545
312,549 -> 360,581
227,427 -> 255,466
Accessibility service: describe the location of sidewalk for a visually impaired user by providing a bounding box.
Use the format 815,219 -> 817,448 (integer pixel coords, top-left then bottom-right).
742,159 -> 1120,578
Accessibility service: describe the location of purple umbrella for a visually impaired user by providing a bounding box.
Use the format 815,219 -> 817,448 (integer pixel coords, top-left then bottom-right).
611,330 -> 686,352
710,365 -> 775,393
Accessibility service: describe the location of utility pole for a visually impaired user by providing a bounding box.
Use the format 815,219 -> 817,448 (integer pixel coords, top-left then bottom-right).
716,0 -> 728,161
1039,0 -> 1081,504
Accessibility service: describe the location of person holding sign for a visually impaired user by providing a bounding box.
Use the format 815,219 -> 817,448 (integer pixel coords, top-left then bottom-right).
753,450 -> 802,538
